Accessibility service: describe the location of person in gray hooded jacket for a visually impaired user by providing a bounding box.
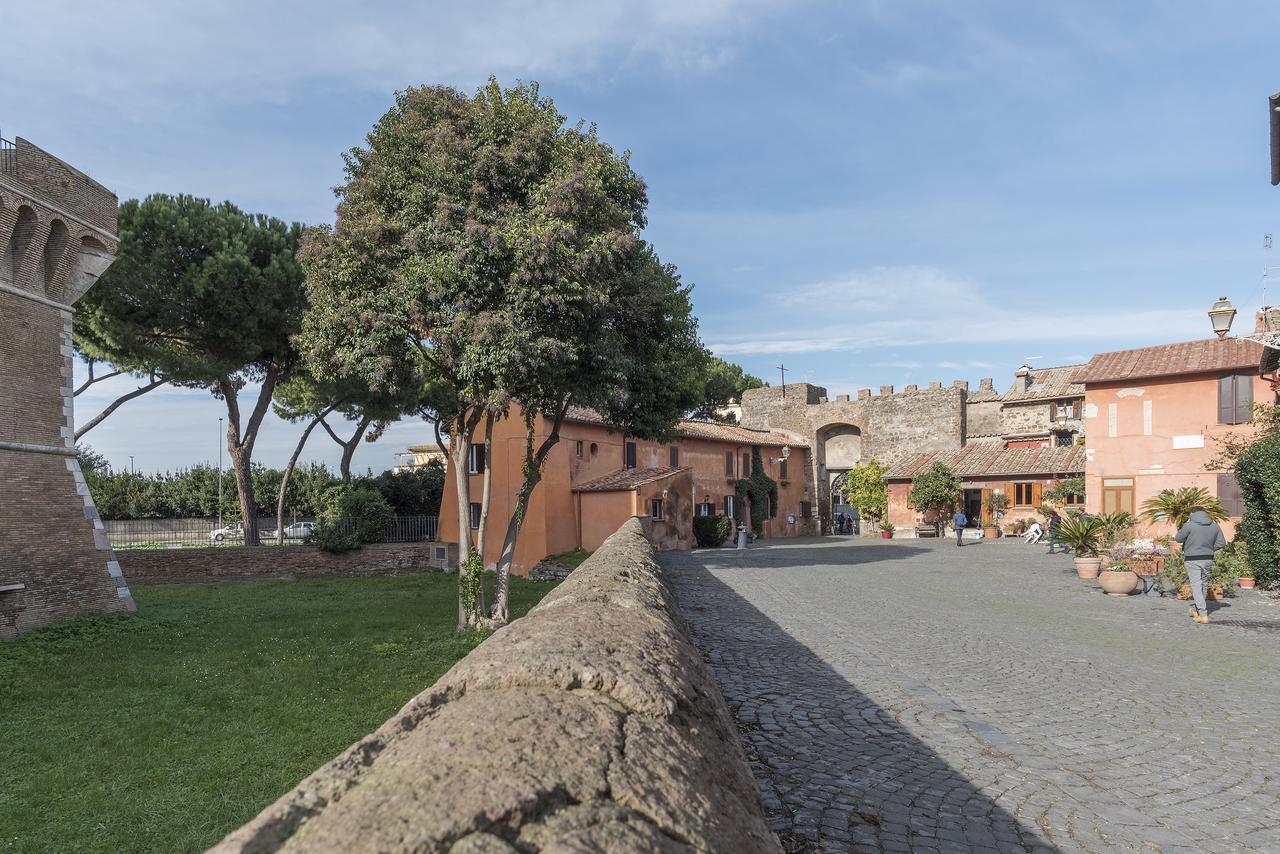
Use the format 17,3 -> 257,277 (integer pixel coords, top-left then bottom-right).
1175,507 -> 1227,623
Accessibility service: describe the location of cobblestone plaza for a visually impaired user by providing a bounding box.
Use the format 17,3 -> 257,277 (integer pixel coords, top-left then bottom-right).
663,538 -> 1280,853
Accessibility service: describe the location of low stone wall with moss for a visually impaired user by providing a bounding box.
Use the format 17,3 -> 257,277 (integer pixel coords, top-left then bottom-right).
210,518 -> 779,852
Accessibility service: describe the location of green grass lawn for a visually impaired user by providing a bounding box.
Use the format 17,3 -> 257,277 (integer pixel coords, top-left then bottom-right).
546,548 -> 592,570
0,574 -> 556,853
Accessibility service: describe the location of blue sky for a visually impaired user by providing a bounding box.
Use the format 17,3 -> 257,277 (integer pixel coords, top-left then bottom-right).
7,1 -> 1278,473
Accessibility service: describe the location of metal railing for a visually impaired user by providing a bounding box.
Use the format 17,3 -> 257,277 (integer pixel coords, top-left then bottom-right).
0,129 -> 15,175
105,515 -> 439,550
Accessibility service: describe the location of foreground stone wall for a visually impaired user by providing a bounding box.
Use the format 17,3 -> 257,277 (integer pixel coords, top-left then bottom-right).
212,519 -> 778,853
120,542 -> 458,586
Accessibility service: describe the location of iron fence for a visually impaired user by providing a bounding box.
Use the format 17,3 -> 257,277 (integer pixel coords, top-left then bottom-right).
105,515 -> 438,550
0,130 -> 15,175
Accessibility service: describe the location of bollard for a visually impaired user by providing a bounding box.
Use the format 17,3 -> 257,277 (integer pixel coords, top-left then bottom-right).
736,524 -> 748,549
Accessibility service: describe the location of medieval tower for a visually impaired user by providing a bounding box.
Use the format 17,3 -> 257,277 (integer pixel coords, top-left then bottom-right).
0,131 -> 135,636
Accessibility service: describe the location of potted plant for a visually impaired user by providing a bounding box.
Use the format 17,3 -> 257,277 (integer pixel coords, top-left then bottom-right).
1098,549 -> 1139,595
1239,567 -> 1256,589
984,493 -> 1009,539
1057,514 -> 1105,579
879,521 -> 895,539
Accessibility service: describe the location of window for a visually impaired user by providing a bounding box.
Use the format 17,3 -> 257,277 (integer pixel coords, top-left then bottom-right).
778,458 -> 788,480
1218,374 -> 1253,425
624,441 -> 637,469
799,501 -> 813,518
1013,483 -> 1035,506
468,502 -> 482,529
1101,477 -> 1135,515
467,443 -> 486,475
669,446 -> 679,467
725,451 -> 735,477
1218,473 -> 1245,516
575,440 -> 583,459
742,452 -> 751,475
724,495 -> 737,519
1064,490 -> 1084,506
1054,401 -> 1077,420
650,498 -> 664,520
1055,431 -> 1074,447
698,501 -> 714,517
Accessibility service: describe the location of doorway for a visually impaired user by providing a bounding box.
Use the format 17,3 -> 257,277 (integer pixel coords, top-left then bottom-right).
962,489 -> 983,526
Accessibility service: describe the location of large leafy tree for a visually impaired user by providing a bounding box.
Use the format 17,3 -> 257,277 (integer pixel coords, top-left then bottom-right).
76,194 -> 306,545
843,459 -> 888,524
301,79 -> 673,627
908,462 -> 962,535
690,356 -> 766,422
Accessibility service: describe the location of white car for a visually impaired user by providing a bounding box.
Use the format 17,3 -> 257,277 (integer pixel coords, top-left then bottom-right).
209,522 -> 244,542
266,522 -> 316,540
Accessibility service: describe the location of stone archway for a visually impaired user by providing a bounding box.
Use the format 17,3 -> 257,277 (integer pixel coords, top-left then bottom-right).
815,422 -> 862,534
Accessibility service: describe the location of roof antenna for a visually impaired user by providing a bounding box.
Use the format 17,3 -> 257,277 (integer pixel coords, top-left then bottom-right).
1265,233 -> 1273,309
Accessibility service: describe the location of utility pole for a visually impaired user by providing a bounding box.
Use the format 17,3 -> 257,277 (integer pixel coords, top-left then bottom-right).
777,363 -> 787,399
129,455 -> 135,475
1266,233 -> 1273,308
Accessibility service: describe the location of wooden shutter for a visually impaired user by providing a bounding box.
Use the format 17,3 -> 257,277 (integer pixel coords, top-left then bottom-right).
670,446 -> 679,467
1219,375 -> 1235,424
1032,482 -> 1042,508
1217,473 -> 1245,516
1235,375 -> 1253,425
980,488 -> 992,524
725,452 -> 734,477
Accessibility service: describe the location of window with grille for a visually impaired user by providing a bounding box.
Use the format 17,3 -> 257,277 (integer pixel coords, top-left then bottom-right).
468,502 -> 481,529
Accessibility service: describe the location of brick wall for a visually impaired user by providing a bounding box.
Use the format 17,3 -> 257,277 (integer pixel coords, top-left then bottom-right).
119,542 -> 458,586
13,138 -> 118,234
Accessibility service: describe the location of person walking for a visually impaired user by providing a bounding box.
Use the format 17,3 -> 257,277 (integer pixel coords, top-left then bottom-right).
1176,506 -> 1227,624
1046,512 -> 1062,554
952,507 -> 968,547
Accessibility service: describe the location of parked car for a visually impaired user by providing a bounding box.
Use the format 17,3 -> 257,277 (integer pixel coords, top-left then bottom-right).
264,522 -> 316,541
209,522 -> 244,542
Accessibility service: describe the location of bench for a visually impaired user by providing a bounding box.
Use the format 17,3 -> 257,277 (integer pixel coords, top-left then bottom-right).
914,525 -> 939,538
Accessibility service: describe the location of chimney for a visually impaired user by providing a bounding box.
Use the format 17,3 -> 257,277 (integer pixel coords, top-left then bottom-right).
979,377 -> 994,391
858,388 -> 871,400
880,385 -> 894,396
1015,364 -> 1033,392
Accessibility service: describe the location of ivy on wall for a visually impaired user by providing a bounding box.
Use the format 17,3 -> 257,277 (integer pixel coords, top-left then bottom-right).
735,446 -> 779,536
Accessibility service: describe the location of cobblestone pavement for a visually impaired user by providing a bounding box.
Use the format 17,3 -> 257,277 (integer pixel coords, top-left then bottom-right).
661,537 -> 1280,853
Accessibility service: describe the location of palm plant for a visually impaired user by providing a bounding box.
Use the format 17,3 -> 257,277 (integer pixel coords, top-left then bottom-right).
1095,511 -> 1137,550
1056,514 -> 1105,557
1140,487 -> 1227,530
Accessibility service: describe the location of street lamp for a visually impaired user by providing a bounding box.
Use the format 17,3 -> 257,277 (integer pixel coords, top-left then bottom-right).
1208,296 -> 1237,339
217,417 -> 224,528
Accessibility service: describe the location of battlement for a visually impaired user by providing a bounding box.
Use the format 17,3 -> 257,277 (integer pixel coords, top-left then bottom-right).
4,136 -> 117,235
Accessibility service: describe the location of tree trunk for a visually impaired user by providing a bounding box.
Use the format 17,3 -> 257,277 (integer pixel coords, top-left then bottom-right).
491,400 -> 569,625
275,407 -> 334,544
217,367 -> 279,547
450,408 -> 483,629
320,414 -> 374,482
474,411 -> 494,619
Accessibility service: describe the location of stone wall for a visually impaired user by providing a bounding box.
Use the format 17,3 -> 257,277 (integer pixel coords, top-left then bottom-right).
119,542 -> 458,585
212,519 -> 779,853
12,137 -> 118,234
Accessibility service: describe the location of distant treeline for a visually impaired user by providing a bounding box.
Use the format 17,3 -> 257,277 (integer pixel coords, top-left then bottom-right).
77,448 -> 444,521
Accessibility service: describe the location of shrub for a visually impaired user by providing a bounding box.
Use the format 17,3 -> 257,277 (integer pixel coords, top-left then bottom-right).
693,514 -> 734,548
734,447 -> 778,536
1057,514 -> 1105,557
310,485 -> 393,552
1236,431 -> 1280,589
1141,487 -> 1227,530
908,462 -> 961,534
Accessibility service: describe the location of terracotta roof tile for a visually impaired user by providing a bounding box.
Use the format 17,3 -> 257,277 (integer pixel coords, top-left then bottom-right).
1073,338 -> 1263,384
1001,365 -> 1085,403
884,442 -> 1085,480
572,466 -> 687,493
564,406 -> 806,448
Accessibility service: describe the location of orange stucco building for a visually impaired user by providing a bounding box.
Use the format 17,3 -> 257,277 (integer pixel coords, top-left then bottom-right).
439,405 -> 813,574
1074,337 -> 1272,539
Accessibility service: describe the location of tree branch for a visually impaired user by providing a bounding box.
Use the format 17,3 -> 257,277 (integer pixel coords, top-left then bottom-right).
74,367 -> 124,397
74,377 -> 169,440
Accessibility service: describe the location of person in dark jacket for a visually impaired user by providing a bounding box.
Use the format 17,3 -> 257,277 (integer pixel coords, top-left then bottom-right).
1176,507 -> 1227,624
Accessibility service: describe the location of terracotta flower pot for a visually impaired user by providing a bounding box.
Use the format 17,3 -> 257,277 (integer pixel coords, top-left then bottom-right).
1129,559 -> 1160,578
1098,570 -> 1138,596
1239,577 -> 1256,589
1074,557 -> 1102,580
983,526 -> 1000,539
881,531 -> 892,539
